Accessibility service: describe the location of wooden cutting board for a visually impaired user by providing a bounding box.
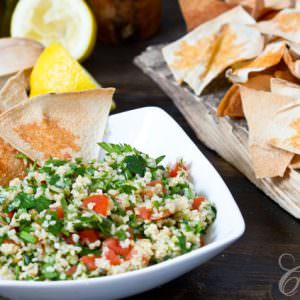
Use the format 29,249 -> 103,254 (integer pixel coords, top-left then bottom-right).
135,45 -> 300,219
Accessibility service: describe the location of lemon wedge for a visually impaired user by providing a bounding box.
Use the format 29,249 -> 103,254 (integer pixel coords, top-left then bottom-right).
30,43 -> 98,97
10,0 -> 97,61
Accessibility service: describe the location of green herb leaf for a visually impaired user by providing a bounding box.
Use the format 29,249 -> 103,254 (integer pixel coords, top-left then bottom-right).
34,196 -> 51,212
45,158 -> 68,166
123,155 -> 146,177
15,152 -> 30,161
98,142 -> 137,154
43,211 -> 63,235
41,264 -> 59,280
19,231 -> 37,244
177,234 -> 190,254
155,155 -> 165,165
115,230 -> 127,241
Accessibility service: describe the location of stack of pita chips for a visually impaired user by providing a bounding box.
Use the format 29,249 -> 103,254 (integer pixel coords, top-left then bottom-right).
0,38 -> 114,186
164,2 -> 300,179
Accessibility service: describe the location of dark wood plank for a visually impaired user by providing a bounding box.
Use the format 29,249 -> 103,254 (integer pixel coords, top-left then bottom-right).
83,1 -> 300,300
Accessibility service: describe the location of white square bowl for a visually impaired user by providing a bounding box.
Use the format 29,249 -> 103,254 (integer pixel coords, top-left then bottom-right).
0,107 -> 245,300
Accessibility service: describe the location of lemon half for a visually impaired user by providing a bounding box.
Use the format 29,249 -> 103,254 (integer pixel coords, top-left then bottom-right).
30,43 -> 98,97
11,0 -> 97,61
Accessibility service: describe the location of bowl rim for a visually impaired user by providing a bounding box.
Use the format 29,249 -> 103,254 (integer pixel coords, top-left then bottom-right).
0,106 -> 245,287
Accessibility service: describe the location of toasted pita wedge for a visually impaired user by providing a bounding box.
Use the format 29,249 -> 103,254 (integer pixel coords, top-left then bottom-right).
0,38 -> 43,77
226,41 -> 286,83
0,88 -> 114,164
240,87 -> 293,178
268,101 -> 300,155
225,0 -> 266,18
178,0 -> 235,31
217,74 -> 271,117
264,0 -> 296,10
273,68 -> 300,83
290,155 -> 300,168
283,48 -> 300,79
163,6 -> 263,96
0,71 -> 29,112
0,71 -> 30,186
257,9 -> 300,44
271,77 -> 300,98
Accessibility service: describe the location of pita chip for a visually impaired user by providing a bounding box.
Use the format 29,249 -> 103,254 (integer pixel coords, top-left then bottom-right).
0,71 -> 29,112
178,0 -> 235,31
0,88 -> 114,164
0,38 -> 43,77
290,155 -> 300,168
240,87 -> 294,178
226,41 -> 286,83
283,48 -> 300,79
268,101 -> 300,155
217,74 -> 271,117
163,6 -> 263,96
0,71 -> 30,186
257,9 -> 300,44
225,0 -> 266,18
271,77 -> 300,98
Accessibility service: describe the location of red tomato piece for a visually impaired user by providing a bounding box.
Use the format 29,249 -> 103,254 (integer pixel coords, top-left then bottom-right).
150,209 -> 172,221
65,265 -> 77,276
56,207 -> 64,219
169,163 -> 186,177
80,255 -> 98,271
0,211 -> 15,220
62,234 -> 75,245
83,194 -> 109,216
105,249 -> 121,265
138,207 -> 152,220
192,196 -> 205,210
2,239 -> 15,244
78,229 -> 100,245
104,237 -> 131,257
147,180 -> 162,187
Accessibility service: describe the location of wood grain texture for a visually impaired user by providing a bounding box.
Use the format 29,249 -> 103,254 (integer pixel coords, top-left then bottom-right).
135,45 -> 300,219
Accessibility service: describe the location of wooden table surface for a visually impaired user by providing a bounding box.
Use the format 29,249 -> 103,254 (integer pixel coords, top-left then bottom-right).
83,2 -> 300,300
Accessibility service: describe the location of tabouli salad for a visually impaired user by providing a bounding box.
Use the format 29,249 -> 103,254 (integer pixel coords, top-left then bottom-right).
0,143 -> 216,281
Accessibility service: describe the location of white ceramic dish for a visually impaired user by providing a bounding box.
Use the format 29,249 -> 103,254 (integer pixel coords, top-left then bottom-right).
0,107 -> 245,300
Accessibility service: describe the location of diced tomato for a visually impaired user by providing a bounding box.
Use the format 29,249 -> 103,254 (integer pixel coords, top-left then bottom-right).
2,239 -> 15,244
169,163 -> 180,177
141,190 -> 154,198
62,234 -> 75,245
65,265 -> 77,276
56,207 -> 64,219
104,237 -> 131,257
146,180 -> 167,193
169,163 -> 186,177
150,209 -> 172,221
137,207 -> 152,220
125,248 -> 137,261
78,229 -> 100,245
83,194 -> 109,216
192,196 -> 205,210
105,249 -> 121,265
147,180 -> 162,187
80,255 -> 98,271
0,211 -> 15,220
